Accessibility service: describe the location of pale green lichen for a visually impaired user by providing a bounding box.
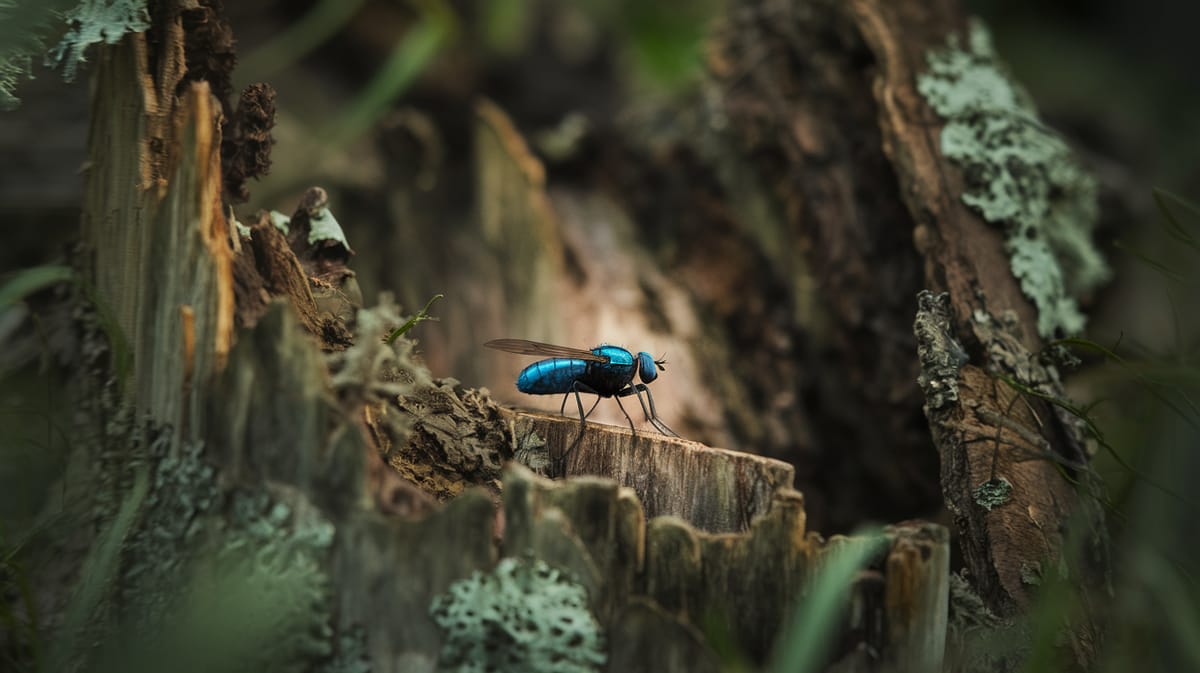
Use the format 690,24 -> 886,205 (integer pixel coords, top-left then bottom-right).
308,206 -> 350,249
1,0 -> 150,109
270,209 -> 291,234
430,556 -> 606,673
917,20 -> 1110,338
230,207 -> 251,238
45,0 -> 150,83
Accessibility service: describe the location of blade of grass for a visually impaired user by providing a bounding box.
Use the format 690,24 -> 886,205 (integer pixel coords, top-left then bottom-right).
995,370 -> 1198,512
1152,188 -> 1200,253
46,464 -> 149,673
0,265 -> 73,311
383,293 -> 443,344
1112,240 -> 1186,282
1054,338 -> 1200,428
766,529 -> 886,673
239,0 -> 369,80
328,0 -> 456,143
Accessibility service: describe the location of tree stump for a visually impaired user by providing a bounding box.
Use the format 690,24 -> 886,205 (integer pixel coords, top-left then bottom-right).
8,0 -> 1114,671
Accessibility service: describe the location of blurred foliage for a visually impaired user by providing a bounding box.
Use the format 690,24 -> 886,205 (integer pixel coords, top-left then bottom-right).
0,0 -> 77,110
1025,190 -> 1200,672
242,0 -> 717,145
0,266 -> 73,311
573,0 -> 718,90
970,0 -> 1200,191
766,530 -> 887,673
329,0 -> 457,142
239,0 -> 371,80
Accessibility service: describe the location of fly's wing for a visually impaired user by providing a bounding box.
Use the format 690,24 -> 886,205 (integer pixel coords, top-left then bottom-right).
484,338 -> 608,363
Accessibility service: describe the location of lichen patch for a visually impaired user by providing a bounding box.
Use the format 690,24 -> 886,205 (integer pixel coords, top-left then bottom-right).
430,555 -> 606,673
917,20 -> 1110,338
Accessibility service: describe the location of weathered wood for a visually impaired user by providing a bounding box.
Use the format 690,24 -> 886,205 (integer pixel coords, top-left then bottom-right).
82,30 -> 233,435
505,408 -> 795,533
504,463 -> 948,669
607,599 -> 721,673
883,522 -> 950,672
850,0 -> 1107,619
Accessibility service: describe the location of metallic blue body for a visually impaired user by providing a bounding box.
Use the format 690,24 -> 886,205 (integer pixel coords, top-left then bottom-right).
517,345 -> 638,397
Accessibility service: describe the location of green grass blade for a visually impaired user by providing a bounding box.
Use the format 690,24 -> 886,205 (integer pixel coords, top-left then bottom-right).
47,464 -> 149,673
239,0 -> 369,79
0,265 -> 73,311
330,1 -> 456,143
1152,188 -> 1200,253
767,529 -> 886,673
1112,240 -> 1186,282
383,293 -> 443,344
995,370 -> 1198,512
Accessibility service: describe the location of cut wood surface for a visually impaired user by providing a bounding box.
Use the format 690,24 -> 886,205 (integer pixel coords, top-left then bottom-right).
503,408 -> 795,533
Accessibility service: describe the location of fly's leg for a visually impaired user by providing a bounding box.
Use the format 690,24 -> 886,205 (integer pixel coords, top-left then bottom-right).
561,381 -> 602,475
611,395 -> 638,435
560,391 -> 601,418
621,384 -> 679,437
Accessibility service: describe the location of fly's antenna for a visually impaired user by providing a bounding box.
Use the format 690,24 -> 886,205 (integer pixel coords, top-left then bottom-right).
655,354 -> 668,371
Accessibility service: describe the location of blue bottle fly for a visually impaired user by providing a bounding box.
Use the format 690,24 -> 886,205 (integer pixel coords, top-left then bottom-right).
484,339 -> 678,450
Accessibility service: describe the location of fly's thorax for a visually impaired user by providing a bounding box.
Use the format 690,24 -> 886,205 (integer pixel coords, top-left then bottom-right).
591,345 -> 635,366
583,345 -> 637,396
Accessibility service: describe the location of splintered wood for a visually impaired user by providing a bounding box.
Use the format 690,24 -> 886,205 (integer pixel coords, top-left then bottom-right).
82,31 -> 233,434
499,461 -> 948,671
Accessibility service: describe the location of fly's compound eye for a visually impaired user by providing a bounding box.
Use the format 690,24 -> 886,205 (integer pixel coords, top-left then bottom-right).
637,351 -> 661,384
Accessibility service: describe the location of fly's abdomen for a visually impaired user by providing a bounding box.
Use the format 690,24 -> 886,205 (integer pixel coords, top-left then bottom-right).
516,358 -> 589,394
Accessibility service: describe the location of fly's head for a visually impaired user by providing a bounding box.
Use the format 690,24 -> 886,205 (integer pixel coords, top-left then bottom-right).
636,351 -> 667,384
